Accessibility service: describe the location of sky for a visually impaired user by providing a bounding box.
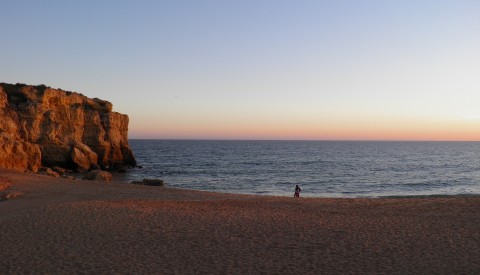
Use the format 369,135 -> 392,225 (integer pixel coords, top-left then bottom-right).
1,0 -> 480,140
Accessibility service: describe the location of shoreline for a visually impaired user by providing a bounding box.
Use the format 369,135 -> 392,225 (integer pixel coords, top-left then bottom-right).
12,168 -> 480,200
1,169 -> 480,274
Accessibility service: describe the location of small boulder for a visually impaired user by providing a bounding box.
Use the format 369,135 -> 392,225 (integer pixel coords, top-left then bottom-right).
38,167 -> 60,177
83,170 -> 113,182
52,166 -> 66,175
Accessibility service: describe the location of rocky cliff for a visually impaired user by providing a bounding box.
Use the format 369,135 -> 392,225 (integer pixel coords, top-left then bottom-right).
0,83 -> 136,172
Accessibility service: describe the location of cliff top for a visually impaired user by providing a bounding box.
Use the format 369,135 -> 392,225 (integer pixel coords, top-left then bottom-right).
0,82 -> 113,113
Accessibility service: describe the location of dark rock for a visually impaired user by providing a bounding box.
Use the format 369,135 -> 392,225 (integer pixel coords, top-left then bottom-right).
90,164 -> 101,171
130,179 -> 165,186
117,166 -> 127,173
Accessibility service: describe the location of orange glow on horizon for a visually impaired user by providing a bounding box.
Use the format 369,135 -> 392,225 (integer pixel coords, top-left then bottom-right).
129,116 -> 480,141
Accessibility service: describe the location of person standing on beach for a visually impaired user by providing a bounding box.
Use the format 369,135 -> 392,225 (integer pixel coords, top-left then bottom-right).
294,185 -> 301,197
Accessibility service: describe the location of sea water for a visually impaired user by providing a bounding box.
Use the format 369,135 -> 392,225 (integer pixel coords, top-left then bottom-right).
117,140 -> 480,198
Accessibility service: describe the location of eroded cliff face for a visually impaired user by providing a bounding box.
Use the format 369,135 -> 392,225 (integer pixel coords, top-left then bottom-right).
0,83 -> 136,172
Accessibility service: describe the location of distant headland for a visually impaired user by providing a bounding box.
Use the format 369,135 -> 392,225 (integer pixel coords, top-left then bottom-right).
0,83 -> 136,173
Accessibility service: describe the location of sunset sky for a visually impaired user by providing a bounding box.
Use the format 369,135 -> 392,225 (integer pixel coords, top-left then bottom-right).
1,1 -> 480,140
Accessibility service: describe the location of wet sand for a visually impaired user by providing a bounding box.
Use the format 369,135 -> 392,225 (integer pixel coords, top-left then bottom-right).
1,169 -> 479,274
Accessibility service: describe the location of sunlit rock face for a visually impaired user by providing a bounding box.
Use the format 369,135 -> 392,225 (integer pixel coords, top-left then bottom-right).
0,83 -> 136,172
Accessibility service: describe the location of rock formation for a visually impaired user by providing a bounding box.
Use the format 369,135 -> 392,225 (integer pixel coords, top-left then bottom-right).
0,83 -> 136,172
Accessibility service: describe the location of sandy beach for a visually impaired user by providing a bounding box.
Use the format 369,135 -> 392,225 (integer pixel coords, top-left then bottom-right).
1,169 -> 479,274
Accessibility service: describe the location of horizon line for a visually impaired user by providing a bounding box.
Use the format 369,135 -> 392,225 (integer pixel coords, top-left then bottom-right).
127,138 -> 480,142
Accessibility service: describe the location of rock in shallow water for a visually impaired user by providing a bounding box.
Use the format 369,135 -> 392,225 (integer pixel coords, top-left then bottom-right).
130,179 -> 165,186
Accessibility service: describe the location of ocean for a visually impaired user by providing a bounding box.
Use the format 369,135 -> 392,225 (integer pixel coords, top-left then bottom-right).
117,140 -> 480,198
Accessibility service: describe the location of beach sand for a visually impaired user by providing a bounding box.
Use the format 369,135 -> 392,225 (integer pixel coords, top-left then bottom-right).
1,169 -> 479,274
